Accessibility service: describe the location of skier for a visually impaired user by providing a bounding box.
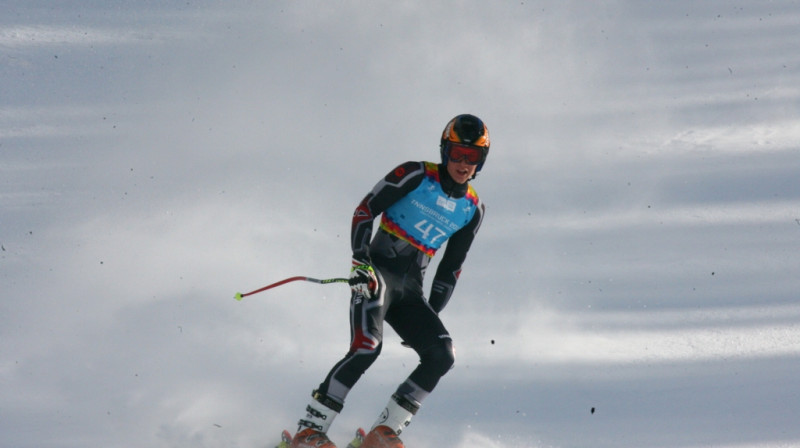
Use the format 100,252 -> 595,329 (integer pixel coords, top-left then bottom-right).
288,114 -> 489,448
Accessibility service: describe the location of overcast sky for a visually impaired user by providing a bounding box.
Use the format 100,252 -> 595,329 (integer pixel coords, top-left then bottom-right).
2,2 -> 800,448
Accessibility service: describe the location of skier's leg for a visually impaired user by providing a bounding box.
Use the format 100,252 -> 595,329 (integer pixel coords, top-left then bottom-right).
293,272 -> 391,446
389,298 -> 455,399
368,299 -> 453,436
315,268 -> 389,403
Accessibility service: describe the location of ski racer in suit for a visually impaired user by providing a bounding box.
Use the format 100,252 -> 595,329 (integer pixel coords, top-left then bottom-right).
290,114 -> 490,448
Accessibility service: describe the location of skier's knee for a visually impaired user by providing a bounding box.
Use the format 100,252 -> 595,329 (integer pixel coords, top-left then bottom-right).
349,340 -> 382,367
420,338 -> 455,377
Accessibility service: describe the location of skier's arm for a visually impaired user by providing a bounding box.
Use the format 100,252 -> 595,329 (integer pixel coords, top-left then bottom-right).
428,201 -> 485,313
351,161 -> 425,262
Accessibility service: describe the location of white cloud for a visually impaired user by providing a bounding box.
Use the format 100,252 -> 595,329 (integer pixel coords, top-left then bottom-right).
0,24 -> 185,47
655,119 -> 800,154
2,2 -> 800,448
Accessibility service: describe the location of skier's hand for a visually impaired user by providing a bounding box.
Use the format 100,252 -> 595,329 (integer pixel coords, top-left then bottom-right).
349,259 -> 377,299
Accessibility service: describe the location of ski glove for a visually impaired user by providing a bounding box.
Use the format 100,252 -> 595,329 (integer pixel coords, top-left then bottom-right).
349,259 -> 378,299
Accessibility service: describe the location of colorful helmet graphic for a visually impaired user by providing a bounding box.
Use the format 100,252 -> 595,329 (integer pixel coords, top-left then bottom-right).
440,114 -> 490,172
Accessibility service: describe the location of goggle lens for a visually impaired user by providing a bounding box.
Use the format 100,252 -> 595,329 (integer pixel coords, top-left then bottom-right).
446,143 -> 483,165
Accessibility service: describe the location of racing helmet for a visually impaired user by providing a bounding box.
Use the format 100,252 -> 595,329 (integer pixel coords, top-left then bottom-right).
440,114 -> 490,172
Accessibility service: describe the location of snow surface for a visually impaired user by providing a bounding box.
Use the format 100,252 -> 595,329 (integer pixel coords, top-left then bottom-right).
2,2 -> 799,447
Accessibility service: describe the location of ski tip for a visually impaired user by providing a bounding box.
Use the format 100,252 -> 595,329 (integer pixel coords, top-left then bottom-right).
234,292 -> 243,301
346,428 -> 366,448
275,429 -> 292,448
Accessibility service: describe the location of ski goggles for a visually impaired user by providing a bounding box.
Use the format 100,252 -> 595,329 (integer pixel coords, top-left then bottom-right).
445,143 -> 484,165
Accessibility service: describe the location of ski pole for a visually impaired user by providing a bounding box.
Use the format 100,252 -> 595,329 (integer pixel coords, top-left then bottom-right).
234,276 -> 349,301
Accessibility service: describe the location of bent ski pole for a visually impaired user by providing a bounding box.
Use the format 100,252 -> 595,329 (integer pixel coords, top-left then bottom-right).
234,276 -> 348,301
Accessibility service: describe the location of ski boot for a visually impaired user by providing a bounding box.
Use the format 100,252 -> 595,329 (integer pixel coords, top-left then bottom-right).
291,427 -> 337,448
361,425 -> 403,448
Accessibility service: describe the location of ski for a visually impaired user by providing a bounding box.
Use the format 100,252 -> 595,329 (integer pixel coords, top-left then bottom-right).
275,429 -> 292,448
346,428 -> 366,448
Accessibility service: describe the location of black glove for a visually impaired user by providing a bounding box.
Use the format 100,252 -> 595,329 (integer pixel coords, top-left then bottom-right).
349,258 -> 377,299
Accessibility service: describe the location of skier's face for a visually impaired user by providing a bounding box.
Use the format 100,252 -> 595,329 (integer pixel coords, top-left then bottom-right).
446,159 -> 477,184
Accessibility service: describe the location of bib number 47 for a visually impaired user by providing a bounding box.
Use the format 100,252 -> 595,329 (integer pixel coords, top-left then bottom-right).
414,219 -> 447,245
